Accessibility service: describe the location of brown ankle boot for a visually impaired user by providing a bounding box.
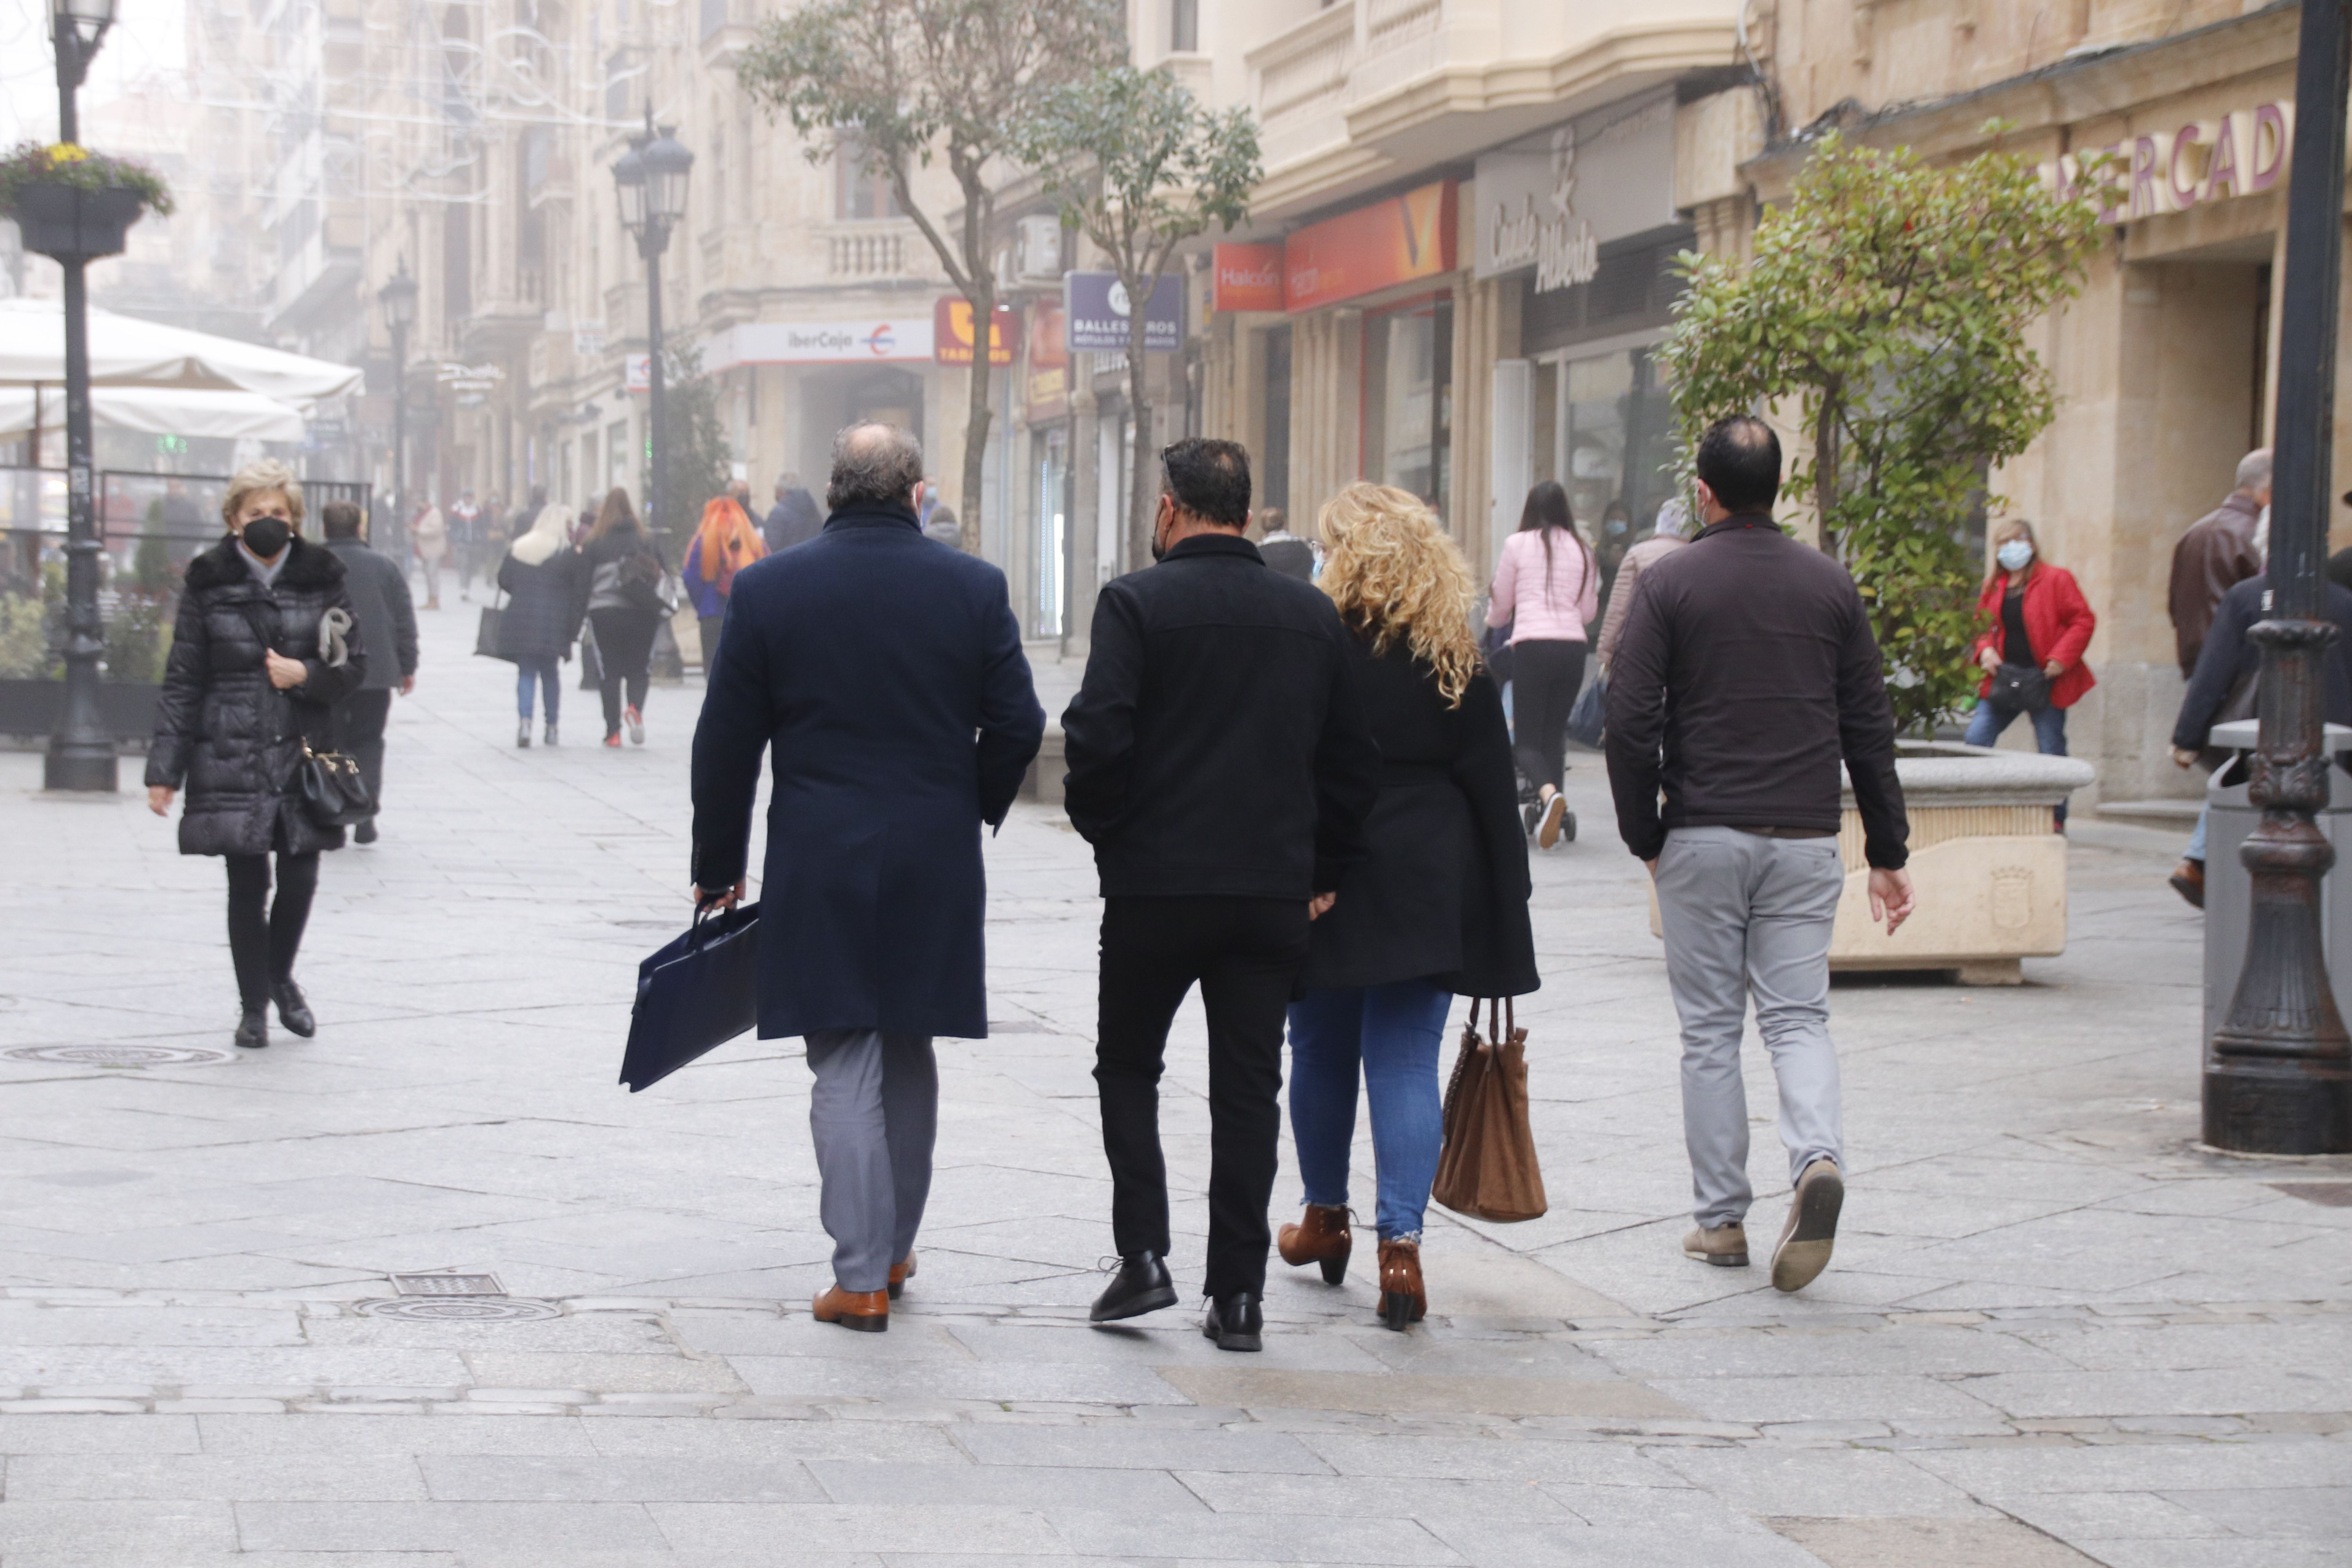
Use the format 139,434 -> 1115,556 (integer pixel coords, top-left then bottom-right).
1377,1238 -> 1426,1330
1276,1204 -> 1352,1284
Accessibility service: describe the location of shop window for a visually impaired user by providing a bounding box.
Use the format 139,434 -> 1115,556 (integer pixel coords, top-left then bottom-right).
1171,0 -> 1198,52
1034,427 -> 1069,639
1363,298 -> 1453,519
1261,325 -> 1292,524
1535,343 -> 1677,613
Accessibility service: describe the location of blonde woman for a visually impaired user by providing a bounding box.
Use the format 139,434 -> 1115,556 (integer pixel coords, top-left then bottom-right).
1276,483 -> 1539,1330
146,459 -> 366,1049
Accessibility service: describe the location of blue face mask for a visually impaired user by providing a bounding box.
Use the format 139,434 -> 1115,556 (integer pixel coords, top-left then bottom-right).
1996,540 -> 2034,572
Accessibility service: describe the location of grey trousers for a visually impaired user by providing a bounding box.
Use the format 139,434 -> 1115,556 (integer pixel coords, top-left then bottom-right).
1654,826 -> 1846,1230
805,1030 -> 938,1292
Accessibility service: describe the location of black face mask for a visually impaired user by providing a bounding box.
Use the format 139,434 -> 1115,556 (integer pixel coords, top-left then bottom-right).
240,517 -> 292,559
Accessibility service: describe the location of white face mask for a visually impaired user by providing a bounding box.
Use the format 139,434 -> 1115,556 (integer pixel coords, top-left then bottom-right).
1996,540 -> 2034,572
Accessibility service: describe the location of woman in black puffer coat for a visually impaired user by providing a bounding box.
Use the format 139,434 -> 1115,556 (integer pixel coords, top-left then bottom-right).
147,462 -> 365,1050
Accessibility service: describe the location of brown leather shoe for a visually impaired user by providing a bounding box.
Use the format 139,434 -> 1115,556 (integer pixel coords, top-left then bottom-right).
1377,1238 -> 1426,1330
811,1285 -> 889,1332
1683,1222 -> 1749,1267
1276,1203 -> 1352,1284
2170,858 -> 2205,909
887,1251 -> 917,1301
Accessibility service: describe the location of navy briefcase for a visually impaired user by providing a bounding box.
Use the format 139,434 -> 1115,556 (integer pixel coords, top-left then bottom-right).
620,901 -> 761,1093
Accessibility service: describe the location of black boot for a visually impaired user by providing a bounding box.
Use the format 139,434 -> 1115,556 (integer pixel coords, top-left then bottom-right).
1202,1291 -> 1263,1352
1089,1252 -> 1177,1323
234,1010 -> 269,1050
272,979 -> 315,1038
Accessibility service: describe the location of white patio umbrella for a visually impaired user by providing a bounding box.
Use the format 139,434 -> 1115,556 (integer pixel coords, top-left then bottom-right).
0,384 -> 307,444
0,297 -> 363,402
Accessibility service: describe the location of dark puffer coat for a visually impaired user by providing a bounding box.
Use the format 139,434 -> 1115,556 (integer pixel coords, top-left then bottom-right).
147,535 -> 367,856
496,547 -> 585,663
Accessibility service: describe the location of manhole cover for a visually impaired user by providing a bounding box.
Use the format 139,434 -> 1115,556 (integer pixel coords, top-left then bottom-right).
356,1297 -> 561,1322
3,1044 -> 233,1067
2269,1181 -> 2352,1207
392,1272 -> 505,1296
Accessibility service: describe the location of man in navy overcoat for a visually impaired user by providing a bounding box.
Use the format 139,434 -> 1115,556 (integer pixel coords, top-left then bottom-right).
691,423 -> 1044,1332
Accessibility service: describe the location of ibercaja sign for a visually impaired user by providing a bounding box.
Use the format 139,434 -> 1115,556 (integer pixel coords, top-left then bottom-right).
1064,272 -> 1183,354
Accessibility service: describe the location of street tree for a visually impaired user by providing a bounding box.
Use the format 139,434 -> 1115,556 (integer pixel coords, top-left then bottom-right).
1020,66 -> 1260,572
737,0 -> 1123,553
642,344 -> 733,548
1659,129 -> 2107,735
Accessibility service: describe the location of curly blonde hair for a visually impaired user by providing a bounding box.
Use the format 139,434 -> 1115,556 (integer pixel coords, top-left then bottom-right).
1316,482 -> 1481,707
220,459 -> 305,530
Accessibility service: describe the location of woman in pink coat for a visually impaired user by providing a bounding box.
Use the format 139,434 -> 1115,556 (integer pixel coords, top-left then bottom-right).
1485,480 -> 1599,848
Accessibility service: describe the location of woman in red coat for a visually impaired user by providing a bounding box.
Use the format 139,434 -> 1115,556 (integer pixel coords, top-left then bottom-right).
1965,519 -> 2097,823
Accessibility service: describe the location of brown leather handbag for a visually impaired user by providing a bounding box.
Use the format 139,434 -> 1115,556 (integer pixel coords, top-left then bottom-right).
1432,998 -> 1548,1223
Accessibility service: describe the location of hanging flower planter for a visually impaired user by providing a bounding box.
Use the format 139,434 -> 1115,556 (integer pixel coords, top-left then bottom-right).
0,142 -> 171,262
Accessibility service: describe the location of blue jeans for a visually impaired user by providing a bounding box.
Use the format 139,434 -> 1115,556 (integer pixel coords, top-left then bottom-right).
1286,978 -> 1454,1242
1965,698 -> 2069,823
515,658 -> 561,723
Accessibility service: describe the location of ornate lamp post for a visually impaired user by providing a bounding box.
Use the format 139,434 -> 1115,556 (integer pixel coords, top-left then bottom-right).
612,111 -> 691,549
2206,0 -> 2352,1154
378,260 -> 417,559
41,0 -> 122,793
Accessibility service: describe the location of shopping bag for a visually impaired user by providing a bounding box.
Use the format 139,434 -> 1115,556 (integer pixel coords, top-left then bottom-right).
1431,998 -> 1548,1222
1566,671 -> 1608,750
619,901 -> 762,1092
474,590 -> 512,662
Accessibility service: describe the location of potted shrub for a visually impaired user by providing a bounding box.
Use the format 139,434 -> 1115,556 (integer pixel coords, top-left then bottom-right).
0,141 -> 172,261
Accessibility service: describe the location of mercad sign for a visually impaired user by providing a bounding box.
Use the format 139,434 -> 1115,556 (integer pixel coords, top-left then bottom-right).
1064,272 -> 1182,354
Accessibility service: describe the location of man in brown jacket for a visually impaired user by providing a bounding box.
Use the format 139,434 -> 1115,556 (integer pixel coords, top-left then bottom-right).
2168,448 -> 2270,678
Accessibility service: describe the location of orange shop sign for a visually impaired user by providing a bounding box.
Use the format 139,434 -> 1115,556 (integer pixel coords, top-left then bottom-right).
934,298 -> 1023,366
1283,182 -> 1457,313
1212,243 -> 1284,312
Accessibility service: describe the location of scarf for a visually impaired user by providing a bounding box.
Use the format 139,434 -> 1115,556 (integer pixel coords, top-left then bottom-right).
691,496 -> 766,597
510,504 -> 571,566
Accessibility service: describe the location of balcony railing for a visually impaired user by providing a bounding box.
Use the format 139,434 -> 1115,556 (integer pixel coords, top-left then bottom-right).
828,229 -> 907,278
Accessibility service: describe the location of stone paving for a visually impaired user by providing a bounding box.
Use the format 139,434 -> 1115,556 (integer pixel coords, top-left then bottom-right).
0,603 -> 2344,1567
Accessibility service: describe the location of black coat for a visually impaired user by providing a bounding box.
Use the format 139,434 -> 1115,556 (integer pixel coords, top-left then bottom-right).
146,535 -> 367,855
496,548 -> 585,663
324,537 -> 417,690
1302,639 -> 1538,998
1062,533 -> 1380,899
2173,575 -> 2352,750
762,489 -> 824,553
691,501 -> 1045,1040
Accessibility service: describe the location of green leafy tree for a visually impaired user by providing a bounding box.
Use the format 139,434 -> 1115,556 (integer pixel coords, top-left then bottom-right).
738,0 -> 1122,552
1659,130 -> 2107,734
642,344 -> 732,548
1019,66 -> 1260,572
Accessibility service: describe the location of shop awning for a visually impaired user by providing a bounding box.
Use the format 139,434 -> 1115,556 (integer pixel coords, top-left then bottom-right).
0,384 -> 309,444
0,298 -> 362,401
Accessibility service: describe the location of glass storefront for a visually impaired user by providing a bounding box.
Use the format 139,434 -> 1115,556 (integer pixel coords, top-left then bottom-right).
1363,296 -> 1453,519
1526,340 -> 1679,609
1032,425 -> 1068,639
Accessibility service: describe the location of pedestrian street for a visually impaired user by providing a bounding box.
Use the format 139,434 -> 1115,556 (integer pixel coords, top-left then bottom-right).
0,605 -> 2343,1568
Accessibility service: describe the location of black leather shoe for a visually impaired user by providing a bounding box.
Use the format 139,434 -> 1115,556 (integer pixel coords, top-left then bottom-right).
234,1011 -> 268,1050
271,980 -> 316,1038
1089,1252 -> 1177,1323
1202,1291 -> 1263,1352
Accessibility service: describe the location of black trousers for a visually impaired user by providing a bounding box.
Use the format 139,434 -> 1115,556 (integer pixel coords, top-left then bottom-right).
1095,895 -> 1311,1298
1511,638 -> 1588,795
697,613 -> 724,675
225,848 -> 319,1012
590,608 -> 658,736
335,688 -> 392,818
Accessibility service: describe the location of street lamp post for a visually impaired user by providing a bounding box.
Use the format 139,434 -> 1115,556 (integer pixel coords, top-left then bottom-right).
2206,0 -> 2352,1154
378,261 -> 417,560
612,111 -> 691,551
42,0 -> 121,794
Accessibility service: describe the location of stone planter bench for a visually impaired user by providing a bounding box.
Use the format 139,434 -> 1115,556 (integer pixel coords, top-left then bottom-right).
1649,741 -> 2096,984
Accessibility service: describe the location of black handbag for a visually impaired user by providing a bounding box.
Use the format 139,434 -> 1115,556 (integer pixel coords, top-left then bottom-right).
475,588 -> 512,662
296,740 -> 374,828
1989,661 -> 2052,713
1567,670 -> 1608,749
619,901 -> 762,1092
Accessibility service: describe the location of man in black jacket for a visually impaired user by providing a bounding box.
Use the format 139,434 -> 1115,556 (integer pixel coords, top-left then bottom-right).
762,473 -> 823,553
1063,437 -> 1380,1350
1605,415 -> 1914,1295
321,501 -> 417,844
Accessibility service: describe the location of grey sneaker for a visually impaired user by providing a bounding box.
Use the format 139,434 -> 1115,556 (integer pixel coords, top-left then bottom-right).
1682,1222 -> 1748,1267
1771,1159 -> 1844,1292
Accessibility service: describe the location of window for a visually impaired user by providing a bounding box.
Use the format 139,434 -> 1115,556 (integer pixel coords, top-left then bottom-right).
1361,297 -> 1453,518
1171,0 -> 1198,52
835,137 -> 900,220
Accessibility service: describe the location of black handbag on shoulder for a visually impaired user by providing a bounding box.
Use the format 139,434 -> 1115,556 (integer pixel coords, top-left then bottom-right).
475,587 -> 512,662
1989,661 -> 2052,713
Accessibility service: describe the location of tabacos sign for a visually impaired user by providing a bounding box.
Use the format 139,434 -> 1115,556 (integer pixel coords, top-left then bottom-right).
2047,101 -> 2292,221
